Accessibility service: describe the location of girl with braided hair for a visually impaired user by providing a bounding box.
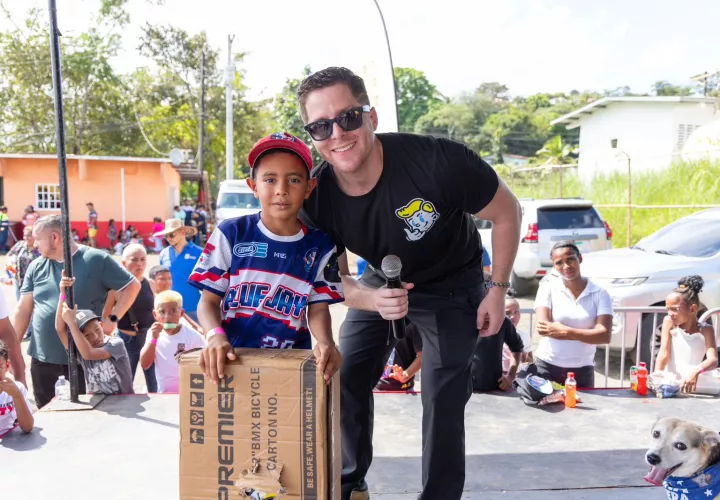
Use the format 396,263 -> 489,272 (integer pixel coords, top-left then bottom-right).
655,275 -> 719,394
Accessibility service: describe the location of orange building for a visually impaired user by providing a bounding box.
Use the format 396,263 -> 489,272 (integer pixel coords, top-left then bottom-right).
0,154 -> 183,248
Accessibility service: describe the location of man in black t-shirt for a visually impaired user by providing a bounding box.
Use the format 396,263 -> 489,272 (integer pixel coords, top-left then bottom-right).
297,67 -> 522,500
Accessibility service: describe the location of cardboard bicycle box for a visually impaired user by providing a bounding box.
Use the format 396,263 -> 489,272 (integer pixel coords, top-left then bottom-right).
178,348 -> 341,499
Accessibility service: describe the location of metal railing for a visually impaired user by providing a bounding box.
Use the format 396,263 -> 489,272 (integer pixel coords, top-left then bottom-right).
519,306 -> 720,389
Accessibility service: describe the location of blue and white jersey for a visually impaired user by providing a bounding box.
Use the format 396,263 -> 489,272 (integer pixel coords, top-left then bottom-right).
188,213 -> 343,349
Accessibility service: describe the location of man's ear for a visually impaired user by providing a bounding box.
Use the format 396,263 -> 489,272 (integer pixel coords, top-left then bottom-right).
370,107 -> 379,131
305,178 -> 317,198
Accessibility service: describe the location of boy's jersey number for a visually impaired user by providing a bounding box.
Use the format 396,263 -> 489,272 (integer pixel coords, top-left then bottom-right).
260,335 -> 295,349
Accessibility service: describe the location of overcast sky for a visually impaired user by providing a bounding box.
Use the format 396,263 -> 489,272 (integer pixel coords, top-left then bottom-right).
2,0 -> 719,101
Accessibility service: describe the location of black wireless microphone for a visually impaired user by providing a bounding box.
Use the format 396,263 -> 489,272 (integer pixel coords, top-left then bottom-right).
381,254 -> 406,340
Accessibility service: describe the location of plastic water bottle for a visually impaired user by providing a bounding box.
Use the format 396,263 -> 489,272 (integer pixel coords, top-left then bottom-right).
564,372 -> 577,408
55,375 -> 70,401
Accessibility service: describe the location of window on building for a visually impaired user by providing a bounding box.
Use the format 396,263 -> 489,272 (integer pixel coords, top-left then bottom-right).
36,184 -> 61,210
676,124 -> 700,151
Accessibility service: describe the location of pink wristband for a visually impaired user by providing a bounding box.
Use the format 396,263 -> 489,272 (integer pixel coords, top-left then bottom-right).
151,338 -> 158,345
60,293 -> 66,302
207,327 -> 227,339
699,366 -> 705,374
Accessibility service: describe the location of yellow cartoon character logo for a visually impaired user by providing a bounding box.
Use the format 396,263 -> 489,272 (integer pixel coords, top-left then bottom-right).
395,198 -> 440,241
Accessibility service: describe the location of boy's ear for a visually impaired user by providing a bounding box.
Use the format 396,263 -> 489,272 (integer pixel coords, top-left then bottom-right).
246,177 -> 256,193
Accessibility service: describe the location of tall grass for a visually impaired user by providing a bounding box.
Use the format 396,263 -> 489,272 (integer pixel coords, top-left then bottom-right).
505,159 -> 720,246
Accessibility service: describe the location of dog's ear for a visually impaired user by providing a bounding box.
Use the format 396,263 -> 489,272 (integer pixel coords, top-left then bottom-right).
702,430 -> 720,449
701,430 -> 720,466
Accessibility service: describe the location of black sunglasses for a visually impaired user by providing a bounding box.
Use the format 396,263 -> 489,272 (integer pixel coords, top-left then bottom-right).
303,105 -> 370,141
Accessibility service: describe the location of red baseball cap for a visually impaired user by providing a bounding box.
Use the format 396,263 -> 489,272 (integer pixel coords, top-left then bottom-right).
247,132 -> 313,173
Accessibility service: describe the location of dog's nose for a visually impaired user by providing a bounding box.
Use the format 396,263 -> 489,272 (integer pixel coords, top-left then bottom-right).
646,453 -> 661,466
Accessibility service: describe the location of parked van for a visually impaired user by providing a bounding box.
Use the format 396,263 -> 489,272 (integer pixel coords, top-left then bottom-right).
214,180 -> 260,225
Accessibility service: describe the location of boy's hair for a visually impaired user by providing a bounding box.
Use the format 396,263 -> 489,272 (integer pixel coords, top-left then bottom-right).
155,290 -> 183,309
149,265 -> 171,280
674,275 -> 704,307
296,67 -> 370,123
251,150 -> 310,181
0,339 -> 7,362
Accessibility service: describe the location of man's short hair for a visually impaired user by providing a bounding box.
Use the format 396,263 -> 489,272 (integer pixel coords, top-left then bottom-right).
34,214 -> 63,234
122,243 -> 147,259
296,67 -> 370,123
149,265 -> 170,280
154,290 -> 183,309
0,339 -> 8,362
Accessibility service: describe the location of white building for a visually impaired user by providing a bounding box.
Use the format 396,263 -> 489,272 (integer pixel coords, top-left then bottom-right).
551,97 -> 719,181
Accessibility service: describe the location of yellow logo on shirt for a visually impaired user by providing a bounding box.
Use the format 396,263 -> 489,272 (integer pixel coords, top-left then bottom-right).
395,198 -> 440,241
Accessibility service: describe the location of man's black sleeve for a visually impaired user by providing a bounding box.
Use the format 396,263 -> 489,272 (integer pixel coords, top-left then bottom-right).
300,194 -> 346,256
434,138 -> 500,215
504,318 -> 525,354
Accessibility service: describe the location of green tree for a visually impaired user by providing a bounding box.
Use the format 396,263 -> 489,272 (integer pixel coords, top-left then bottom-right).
0,4 -> 139,154
271,65 -> 322,166
134,24 -> 270,186
393,67 -> 442,132
413,103 -> 475,142
534,135 -> 578,164
653,80 -> 694,96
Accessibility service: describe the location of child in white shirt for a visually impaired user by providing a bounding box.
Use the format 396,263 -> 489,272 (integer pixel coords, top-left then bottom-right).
0,339 -> 34,437
139,290 -> 206,393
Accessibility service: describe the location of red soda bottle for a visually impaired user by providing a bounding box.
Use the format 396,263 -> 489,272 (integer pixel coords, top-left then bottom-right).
637,362 -> 648,395
565,372 -> 577,408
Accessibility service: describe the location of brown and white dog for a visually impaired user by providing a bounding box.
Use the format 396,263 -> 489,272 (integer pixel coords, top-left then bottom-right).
645,417 -> 720,499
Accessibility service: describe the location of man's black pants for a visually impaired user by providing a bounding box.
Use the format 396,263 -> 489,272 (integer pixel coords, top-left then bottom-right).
340,282 -> 485,500
30,357 -> 87,408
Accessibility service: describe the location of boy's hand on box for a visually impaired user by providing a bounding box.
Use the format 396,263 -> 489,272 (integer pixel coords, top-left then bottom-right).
314,342 -> 342,384
200,334 -> 236,384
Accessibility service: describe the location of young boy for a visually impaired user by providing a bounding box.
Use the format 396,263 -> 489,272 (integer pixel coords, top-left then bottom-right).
502,291 -> 533,369
139,290 -> 206,393
56,278 -> 134,395
375,322 -> 422,392
472,314 -> 525,393
149,264 -> 203,333
189,132 -> 343,384
0,339 -> 34,437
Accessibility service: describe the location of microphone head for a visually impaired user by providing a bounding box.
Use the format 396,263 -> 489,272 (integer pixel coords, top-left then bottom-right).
381,255 -> 402,279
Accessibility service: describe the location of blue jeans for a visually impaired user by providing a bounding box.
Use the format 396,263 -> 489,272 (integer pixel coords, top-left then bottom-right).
117,329 -> 157,393
0,230 -> 8,253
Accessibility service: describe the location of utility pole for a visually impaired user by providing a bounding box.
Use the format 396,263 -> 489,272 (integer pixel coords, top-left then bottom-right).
199,51 -> 205,192
48,0 -> 80,402
225,35 -> 235,181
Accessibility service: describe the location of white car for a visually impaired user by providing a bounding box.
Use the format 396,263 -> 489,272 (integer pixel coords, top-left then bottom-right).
214,180 -> 261,226
541,208 -> 720,363
475,198 -> 613,295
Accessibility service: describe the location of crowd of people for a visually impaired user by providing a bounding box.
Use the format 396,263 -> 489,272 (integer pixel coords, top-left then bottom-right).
0,66 -> 717,500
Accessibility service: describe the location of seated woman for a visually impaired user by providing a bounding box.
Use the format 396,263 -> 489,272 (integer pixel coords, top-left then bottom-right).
655,276 -> 719,395
533,241 -> 613,388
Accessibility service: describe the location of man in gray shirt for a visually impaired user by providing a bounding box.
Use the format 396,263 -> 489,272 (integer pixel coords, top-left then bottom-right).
12,215 -> 141,407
